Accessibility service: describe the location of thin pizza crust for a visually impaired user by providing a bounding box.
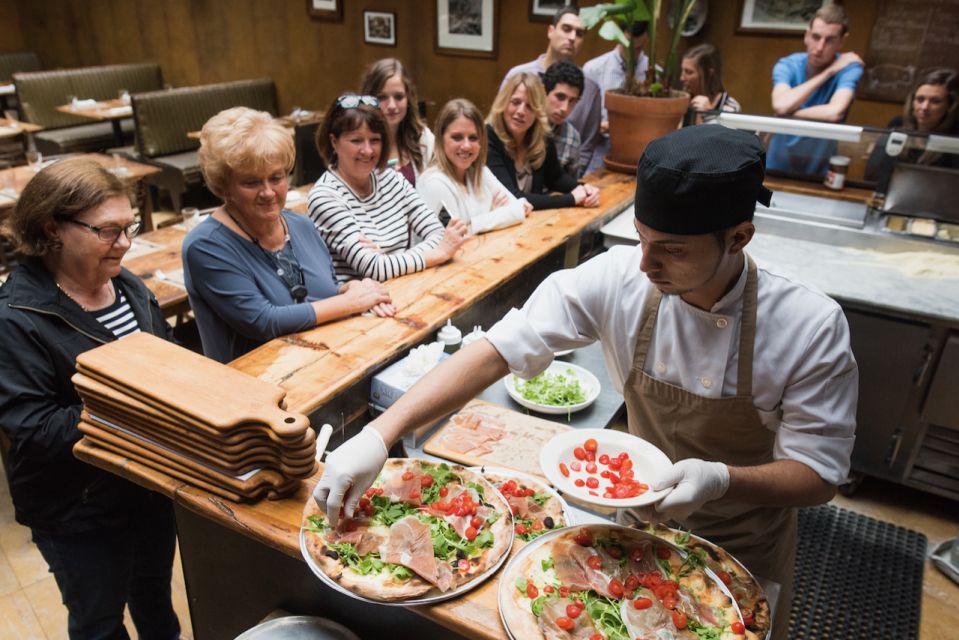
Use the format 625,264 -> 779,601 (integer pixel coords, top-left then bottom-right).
484,471 -> 566,529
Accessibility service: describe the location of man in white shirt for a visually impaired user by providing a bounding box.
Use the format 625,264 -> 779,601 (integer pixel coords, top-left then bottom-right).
582,20 -> 650,173
315,126 -> 857,640
500,6 -> 602,176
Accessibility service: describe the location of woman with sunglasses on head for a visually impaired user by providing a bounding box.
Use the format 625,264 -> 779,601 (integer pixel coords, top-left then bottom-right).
0,158 -> 181,640
360,58 -> 434,186
486,72 -> 600,211
680,44 -> 741,127
309,94 -> 469,282
417,98 -> 533,234
184,107 -> 393,363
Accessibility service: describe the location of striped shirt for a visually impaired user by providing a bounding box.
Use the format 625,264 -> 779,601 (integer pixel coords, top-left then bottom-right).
308,168 -> 445,282
94,284 -> 140,338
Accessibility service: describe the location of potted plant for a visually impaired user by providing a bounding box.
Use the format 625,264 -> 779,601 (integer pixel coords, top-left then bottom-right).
580,0 -> 698,172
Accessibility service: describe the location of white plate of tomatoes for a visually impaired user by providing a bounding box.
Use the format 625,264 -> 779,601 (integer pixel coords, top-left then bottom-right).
539,429 -> 673,508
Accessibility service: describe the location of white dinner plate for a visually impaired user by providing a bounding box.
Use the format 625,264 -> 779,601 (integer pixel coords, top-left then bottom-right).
539,428 -> 672,508
503,361 -> 600,415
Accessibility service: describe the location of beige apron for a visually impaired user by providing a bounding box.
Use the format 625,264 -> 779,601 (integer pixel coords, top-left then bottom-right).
623,258 -> 796,640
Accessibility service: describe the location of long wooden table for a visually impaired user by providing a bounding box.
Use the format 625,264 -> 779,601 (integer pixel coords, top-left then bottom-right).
74,170 -> 637,639
55,98 -> 133,147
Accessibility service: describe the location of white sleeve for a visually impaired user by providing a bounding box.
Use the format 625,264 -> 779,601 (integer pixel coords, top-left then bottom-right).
467,168 -> 525,234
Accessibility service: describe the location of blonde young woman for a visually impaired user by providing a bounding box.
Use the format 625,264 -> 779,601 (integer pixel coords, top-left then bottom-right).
360,58 -> 434,186
486,72 -> 599,211
680,44 -> 741,126
417,99 -> 533,234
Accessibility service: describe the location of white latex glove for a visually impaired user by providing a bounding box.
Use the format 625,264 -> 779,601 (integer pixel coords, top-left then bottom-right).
637,459 -> 730,524
312,427 -> 388,527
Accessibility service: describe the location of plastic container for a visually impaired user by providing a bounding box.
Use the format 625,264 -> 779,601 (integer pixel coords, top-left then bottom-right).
460,325 -> 486,348
436,319 -> 462,354
824,155 -> 850,190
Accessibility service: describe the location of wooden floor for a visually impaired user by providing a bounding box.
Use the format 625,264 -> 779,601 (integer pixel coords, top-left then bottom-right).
0,459 -> 956,639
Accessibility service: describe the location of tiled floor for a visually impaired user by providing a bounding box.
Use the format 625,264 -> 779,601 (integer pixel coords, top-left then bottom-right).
0,455 -> 956,639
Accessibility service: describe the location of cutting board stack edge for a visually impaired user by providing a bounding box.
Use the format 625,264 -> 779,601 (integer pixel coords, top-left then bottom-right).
71,333 -> 316,502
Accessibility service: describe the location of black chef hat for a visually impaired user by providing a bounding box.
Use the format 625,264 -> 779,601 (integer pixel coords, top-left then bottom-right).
634,126 -> 773,235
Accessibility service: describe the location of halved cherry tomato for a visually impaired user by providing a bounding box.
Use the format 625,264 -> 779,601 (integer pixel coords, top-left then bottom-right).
584,438 -> 598,452
589,634 -> 604,640
586,555 -> 603,570
458,559 -> 470,572
543,585 -> 555,593
742,611 -> 754,626
586,477 -> 599,489
606,545 -> 623,559
731,621 -> 745,634
620,458 -> 633,471
402,471 -> 414,481
420,475 -> 433,487
585,450 -> 595,462
515,523 -> 528,534
531,520 -> 544,531
558,586 -> 571,597
608,578 -> 624,598
624,574 -> 640,591
409,489 -> 421,500
574,479 -> 585,487
633,596 -> 653,609
573,447 -> 587,460
559,463 -> 570,477
618,452 -> 629,460
630,547 -> 645,563
470,516 -> 483,528
555,616 -> 574,630
526,583 -> 539,599
570,461 -> 582,472
464,526 -> 477,541
672,610 -> 688,629
598,454 -> 610,465
718,571 -> 732,585
439,486 -> 448,497
566,604 -> 581,618
573,528 -> 594,546
656,545 -> 671,560
608,458 -> 622,471
585,462 -> 598,474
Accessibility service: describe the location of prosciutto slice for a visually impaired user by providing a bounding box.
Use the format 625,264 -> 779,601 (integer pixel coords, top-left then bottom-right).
382,472 -> 421,504
382,516 -> 454,591
537,599 -> 602,640
620,592 -> 680,640
676,586 -> 719,626
565,543 -> 630,598
551,540 -> 597,593
324,528 -> 384,556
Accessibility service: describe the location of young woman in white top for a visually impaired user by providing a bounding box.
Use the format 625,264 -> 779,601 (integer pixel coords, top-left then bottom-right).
360,58 -> 434,186
417,99 -> 533,235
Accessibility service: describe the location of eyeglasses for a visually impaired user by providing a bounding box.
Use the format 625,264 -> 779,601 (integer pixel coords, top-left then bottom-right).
272,248 -> 308,303
336,94 -> 379,109
58,218 -> 142,243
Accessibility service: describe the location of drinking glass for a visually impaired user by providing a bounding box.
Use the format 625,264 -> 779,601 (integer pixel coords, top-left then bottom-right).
181,207 -> 200,230
110,153 -> 129,176
118,88 -> 130,105
26,150 -> 43,172
3,109 -> 17,124
66,94 -> 78,110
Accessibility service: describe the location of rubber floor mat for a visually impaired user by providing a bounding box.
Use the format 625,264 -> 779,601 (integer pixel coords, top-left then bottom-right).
789,504 -> 926,639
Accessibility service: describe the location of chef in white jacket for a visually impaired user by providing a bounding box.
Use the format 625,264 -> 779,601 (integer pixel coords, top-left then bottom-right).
315,125 -> 858,640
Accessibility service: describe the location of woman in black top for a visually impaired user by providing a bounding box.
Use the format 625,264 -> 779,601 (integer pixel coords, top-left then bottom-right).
486,72 -> 599,211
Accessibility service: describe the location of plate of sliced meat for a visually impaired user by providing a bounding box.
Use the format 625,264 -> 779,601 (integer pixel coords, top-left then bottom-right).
498,524 -> 748,640
470,466 -> 574,543
301,458 -> 514,604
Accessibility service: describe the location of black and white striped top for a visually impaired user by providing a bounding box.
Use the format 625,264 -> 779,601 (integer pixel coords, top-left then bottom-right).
93,284 -> 141,338
307,168 -> 445,282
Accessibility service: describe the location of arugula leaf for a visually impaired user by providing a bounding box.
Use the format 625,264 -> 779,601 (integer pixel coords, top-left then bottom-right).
388,564 -> 413,580
541,557 -> 555,572
515,576 -> 528,594
657,557 -> 673,578
305,514 -> 328,533
687,619 -> 723,640
530,595 -> 548,616
674,530 -> 691,546
679,548 -> 707,577
530,492 -> 551,506
370,494 -> 419,527
420,463 -> 459,504
327,542 -> 411,580
467,482 -> 486,500
513,369 -> 587,406
582,592 -> 630,640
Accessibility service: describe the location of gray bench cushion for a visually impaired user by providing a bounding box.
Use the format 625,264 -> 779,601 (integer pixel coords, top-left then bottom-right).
34,119 -> 136,155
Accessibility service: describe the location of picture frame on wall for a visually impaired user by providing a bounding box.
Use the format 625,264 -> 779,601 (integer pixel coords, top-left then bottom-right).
435,0 -> 498,58
737,0 -> 830,35
528,0 -> 575,23
364,11 -> 396,46
307,0 -> 342,22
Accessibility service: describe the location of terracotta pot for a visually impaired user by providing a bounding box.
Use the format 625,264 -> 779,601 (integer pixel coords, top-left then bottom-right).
604,90 -> 690,173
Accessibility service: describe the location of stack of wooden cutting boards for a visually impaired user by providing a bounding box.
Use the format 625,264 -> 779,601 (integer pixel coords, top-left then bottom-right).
71,332 -> 316,502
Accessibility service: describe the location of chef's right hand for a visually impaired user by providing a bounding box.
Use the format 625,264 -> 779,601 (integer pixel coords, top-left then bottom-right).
313,426 -> 388,527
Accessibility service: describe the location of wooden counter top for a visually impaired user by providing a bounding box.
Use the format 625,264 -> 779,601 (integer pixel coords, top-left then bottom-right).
764,175 -> 876,205
229,170 -> 636,416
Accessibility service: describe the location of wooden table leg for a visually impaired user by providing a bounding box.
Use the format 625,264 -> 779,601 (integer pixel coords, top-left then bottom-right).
139,181 -> 155,232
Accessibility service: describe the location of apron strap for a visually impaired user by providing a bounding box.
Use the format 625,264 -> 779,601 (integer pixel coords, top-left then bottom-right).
633,286 -> 663,373
737,256 -> 758,396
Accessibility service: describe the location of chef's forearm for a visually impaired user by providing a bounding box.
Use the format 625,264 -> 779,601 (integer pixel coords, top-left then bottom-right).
368,338 -> 510,448
724,459 -> 837,507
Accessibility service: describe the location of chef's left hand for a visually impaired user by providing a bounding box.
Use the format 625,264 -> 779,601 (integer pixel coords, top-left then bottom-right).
641,458 -> 730,523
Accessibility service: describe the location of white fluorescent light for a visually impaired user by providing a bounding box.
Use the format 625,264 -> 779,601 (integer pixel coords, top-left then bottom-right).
925,135 -> 959,155
716,112 -> 863,142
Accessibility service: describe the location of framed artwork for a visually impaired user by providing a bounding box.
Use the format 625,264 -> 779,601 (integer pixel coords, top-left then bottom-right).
737,0 -> 831,35
435,0 -> 498,58
529,0 -> 574,23
364,11 -> 397,46
307,0 -> 342,21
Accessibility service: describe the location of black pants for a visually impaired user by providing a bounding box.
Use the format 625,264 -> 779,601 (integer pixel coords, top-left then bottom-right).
32,496 -> 180,640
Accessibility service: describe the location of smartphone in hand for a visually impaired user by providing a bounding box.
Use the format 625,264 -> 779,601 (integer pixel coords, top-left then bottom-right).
437,201 -> 452,227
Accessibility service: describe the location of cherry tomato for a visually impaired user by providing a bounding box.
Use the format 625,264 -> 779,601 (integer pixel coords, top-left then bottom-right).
464,526 -> 477,541
573,447 -> 587,460
433,501 -> 449,512
608,578 -> 624,598
718,571 -> 732,585
364,487 -> 376,497
439,486 -> 448,497
672,610 -> 688,630
584,438 -> 598,452
630,547 -> 645,563
526,583 -> 539,599
574,478 -> 585,487
598,454 -> 610,465
531,520 -> 544,531
589,635 -> 604,640
420,475 -> 434,487
633,597 -> 653,610
558,586 -> 571,597
606,545 -> 623,559
543,585 -> 555,593
559,463 -> 570,477
573,528 -> 594,547
624,574 -> 640,591
585,462 -> 598,474
618,452 -> 629,460
586,477 -> 599,489
402,471 -> 414,481
608,457 -> 622,471
570,461 -> 582,472
566,603 -> 582,618
515,523 -> 528,534
458,559 -> 470,572
585,450 -> 595,462
409,489 -> 421,500
586,555 -> 603,570
742,611 -> 754,626
555,616 -> 574,630
656,545 -> 671,560
620,458 -> 633,472
731,621 -> 745,634
470,516 -> 483,528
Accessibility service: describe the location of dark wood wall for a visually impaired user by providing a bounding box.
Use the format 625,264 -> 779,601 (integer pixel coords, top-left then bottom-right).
2,0 -> 899,128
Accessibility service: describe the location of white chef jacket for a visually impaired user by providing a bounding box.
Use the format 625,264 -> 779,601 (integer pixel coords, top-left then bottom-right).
486,245 -> 858,485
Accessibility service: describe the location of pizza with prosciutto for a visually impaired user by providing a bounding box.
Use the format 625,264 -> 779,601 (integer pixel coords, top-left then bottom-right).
302,459 -> 513,602
481,469 -> 568,542
500,524 -> 748,640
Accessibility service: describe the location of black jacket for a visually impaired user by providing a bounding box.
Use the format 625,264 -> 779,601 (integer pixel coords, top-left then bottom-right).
486,124 -> 580,210
0,258 -> 174,533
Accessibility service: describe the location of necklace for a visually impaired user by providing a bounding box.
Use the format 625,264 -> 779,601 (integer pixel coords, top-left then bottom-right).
56,280 -> 114,312
332,168 -> 373,199
222,208 -> 308,303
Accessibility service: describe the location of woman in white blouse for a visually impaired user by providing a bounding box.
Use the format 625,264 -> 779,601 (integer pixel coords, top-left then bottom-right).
417,99 -> 533,235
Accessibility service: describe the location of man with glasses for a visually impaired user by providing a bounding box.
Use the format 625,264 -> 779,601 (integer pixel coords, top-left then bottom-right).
767,4 -> 864,177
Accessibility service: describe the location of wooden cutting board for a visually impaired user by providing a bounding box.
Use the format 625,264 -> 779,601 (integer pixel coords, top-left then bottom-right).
422,399 -> 572,481
72,370 -> 307,445
74,333 -> 309,436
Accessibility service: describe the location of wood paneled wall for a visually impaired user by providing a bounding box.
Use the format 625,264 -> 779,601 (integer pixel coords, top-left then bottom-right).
3,0 -> 899,128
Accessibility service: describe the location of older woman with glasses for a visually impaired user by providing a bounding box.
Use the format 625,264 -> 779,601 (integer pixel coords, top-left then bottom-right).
0,158 -> 181,639
309,93 -> 469,282
184,106 -> 394,363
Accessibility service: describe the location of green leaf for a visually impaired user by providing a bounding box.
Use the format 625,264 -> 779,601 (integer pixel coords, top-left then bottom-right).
530,595 -> 548,616
541,557 -> 555,572
305,514 -> 328,533
515,576 -> 528,594
598,19 -> 630,48
370,494 -> 419,527
530,492 -> 551,507
514,369 -> 587,406
679,548 -> 707,577
421,463 -> 459,504
467,482 -> 486,500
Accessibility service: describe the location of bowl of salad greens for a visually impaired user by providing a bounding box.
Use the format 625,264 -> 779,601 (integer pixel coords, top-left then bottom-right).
504,362 -> 600,415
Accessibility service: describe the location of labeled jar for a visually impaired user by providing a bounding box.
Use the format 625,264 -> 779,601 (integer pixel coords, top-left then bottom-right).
824,155 -> 850,190
436,319 -> 462,354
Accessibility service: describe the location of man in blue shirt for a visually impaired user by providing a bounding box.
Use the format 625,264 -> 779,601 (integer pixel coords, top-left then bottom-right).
767,4 -> 864,177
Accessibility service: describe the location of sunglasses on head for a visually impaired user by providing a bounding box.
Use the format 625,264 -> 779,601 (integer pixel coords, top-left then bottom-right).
336,94 -> 379,109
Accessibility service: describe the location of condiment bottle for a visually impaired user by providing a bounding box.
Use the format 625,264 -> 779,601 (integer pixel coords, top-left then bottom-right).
437,320 -> 462,354
461,325 -> 486,348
